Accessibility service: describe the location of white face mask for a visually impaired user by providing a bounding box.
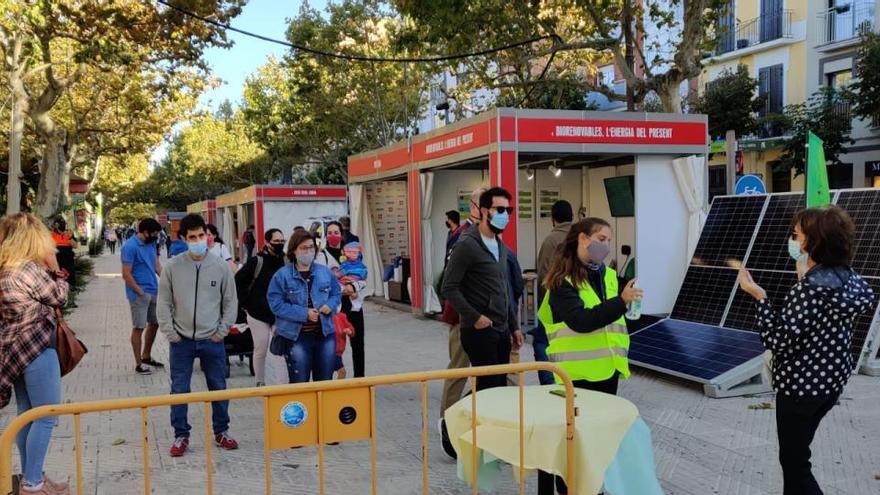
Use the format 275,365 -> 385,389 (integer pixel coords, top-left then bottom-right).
787,239 -> 806,262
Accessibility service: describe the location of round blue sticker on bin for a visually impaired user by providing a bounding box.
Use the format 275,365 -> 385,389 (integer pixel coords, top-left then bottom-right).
280,401 -> 308,428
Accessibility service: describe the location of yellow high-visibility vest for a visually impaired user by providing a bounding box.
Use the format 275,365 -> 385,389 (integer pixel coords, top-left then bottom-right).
537,269 -> 630,383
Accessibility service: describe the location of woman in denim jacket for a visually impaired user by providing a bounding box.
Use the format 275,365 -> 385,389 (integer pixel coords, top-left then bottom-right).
267,230 -> 341,383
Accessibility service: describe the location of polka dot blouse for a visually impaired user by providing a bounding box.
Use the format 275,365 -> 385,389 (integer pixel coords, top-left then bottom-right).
755,265 -> 875,398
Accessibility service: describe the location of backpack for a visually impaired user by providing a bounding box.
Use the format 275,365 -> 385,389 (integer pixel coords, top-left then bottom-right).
236,256 -> 265,324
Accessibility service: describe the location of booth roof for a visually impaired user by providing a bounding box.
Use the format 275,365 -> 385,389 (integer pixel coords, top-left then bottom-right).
347,107 -> 708,183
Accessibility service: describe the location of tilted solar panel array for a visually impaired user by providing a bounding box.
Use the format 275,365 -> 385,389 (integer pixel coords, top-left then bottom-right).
629,189 -> 880,386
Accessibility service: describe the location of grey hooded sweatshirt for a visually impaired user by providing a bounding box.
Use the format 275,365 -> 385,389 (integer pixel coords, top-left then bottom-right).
157,251 -> 237,343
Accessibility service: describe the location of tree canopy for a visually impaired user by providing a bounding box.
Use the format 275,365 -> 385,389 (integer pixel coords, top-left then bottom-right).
691,64 -> 764,140
777,87 -> 854,176
849,31 -> 880,123
0,0 -> 245,217
241,1 -> 429,183
132,111 -> 274,211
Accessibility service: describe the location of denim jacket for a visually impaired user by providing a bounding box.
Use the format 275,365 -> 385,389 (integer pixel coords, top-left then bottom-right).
267,263 -> 341,341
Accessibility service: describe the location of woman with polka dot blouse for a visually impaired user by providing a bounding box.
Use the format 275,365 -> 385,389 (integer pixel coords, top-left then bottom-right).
737,205 -> 875,495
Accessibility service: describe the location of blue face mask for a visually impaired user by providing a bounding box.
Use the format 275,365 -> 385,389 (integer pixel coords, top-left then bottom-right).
787,239 -> 806,262
489,211 -> 509,232
188,239 -> 208,256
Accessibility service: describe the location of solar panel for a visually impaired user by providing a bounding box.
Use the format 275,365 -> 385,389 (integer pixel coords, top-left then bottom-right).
691,195 -> 766,267
723,270 -> 798,332
628,319 -> 766,382
835,190 -> 880,279
853,276 -> 880,363
670,267 -> 739,326
744,194 -> 803,271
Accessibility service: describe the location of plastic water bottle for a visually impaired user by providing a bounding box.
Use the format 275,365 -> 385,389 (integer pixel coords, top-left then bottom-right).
625,280 -> 641,320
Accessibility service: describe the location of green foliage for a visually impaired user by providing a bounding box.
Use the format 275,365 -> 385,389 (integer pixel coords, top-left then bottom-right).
88,237 -> 105,257
107,202 -> 157,226
63,255 -> 94,316
777,87 -> 854,176
0,0 -> 246,215
241,1 -> 429,183
495,75 -> 596,110
133,111 -> 277,210
849,30 -> 880,122
692,65 -> 764,139
395,0 -> 730,112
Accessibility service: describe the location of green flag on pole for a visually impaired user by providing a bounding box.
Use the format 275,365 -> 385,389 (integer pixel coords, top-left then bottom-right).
806,131 -> 831,208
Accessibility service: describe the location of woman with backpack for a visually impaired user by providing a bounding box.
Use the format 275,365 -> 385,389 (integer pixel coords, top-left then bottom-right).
235,229 -> 287,387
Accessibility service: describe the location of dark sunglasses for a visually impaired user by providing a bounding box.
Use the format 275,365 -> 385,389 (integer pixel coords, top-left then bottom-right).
487,206 -> 514,215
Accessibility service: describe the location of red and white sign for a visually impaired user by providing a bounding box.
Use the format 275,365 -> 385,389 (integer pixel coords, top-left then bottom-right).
260,186 -> 347,200
518,118 -> 707,146
413,122 -> 492,161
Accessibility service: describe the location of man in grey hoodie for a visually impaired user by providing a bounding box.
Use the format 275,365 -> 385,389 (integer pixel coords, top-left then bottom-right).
157,214 -> 239,457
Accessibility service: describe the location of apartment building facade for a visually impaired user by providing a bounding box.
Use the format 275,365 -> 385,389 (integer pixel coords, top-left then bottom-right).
701,0 -> 880,195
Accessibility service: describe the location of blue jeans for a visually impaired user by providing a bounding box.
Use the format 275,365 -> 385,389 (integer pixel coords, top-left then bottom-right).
285,331 -> 336,383
169,339 -> 230,438
530,324 -> 555,386
13,348 -> 61,486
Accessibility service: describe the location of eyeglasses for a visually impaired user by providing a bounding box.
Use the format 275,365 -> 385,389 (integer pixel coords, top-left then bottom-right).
488,206 -> 514,215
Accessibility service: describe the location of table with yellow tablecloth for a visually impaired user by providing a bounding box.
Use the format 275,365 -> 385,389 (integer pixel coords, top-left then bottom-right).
445,384 -> 663,495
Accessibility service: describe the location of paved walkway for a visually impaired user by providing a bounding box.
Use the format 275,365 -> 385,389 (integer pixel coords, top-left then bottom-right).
2,252 -> 880,494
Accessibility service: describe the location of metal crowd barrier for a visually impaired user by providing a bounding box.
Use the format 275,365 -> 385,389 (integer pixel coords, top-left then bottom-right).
1,362 -> 576,495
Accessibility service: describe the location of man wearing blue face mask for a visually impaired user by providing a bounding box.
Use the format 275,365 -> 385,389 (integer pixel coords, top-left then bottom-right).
442,187 -> 524,391
157,214 -> 239,458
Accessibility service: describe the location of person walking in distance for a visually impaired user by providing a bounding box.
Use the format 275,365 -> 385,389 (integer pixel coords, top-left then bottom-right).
533,200 -> 574,386
444,210 -> 461,260
0,214 -> 71,495
50,218 -> 76,287
235,228 -> 287,386
121,218 -> 165,375
157,214 -> 239,457
242,225 -> 257,260
737,206 -> 874,495
437,187 -> 484,458
442,187 -> 524,390
107,228 -> 118,255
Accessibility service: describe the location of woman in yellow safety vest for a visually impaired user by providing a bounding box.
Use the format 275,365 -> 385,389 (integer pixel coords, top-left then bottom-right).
535,217 -> 642,494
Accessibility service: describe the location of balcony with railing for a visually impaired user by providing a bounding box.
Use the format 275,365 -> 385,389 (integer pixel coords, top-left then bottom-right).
716,10 -> 793,56
817,2 -> 876,46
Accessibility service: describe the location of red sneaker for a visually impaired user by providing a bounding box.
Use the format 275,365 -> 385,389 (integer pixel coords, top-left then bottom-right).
169,436 -> 189,457
214,432 -> 239,450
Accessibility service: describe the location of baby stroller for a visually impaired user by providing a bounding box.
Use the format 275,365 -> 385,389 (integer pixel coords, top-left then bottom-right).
224,322 -> 254,378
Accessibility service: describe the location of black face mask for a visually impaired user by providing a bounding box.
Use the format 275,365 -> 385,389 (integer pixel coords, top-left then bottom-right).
145,235 -> 158,244
271,243 -> 285,256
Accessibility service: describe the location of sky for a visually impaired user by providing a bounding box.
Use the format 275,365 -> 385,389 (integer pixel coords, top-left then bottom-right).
199,0 -> 327,111
151,0 -> 326,163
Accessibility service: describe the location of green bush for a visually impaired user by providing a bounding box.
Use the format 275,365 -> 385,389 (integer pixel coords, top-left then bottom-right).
88,237 -> 105,257
62,255 -> 95,316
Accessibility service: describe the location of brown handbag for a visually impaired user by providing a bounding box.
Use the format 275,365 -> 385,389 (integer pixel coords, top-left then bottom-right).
54,309 -> 87,376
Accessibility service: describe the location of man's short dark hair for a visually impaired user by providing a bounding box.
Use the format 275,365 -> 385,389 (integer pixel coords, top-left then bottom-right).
445,210 -> 460,225
479,187 -> 513,210
138,218 -> 162,234
264,228 -> 283,242
179,214 -> 206,238
792,206 -> 856,267
551,200 -> 573,224
248,224 -> 255,230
